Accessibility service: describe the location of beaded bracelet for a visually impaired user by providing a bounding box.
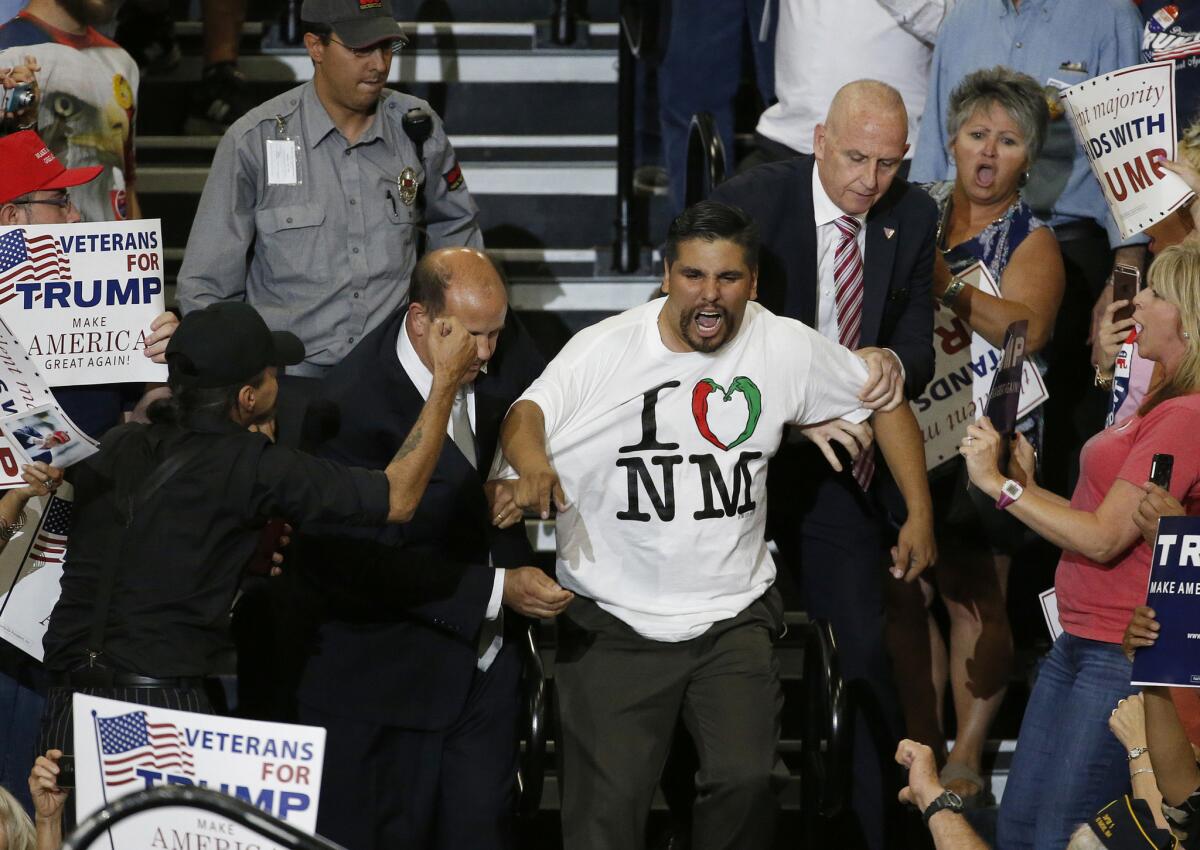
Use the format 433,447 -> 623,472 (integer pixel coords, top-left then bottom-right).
0,510 -> 28,541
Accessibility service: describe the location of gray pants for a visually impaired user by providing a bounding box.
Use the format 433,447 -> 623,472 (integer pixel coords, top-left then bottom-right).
555,590 -> 785,850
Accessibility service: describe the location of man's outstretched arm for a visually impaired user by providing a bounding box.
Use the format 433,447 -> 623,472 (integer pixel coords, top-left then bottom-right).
499,400 -> 568,520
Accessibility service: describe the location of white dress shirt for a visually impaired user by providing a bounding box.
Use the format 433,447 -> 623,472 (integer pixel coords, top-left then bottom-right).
756,0 -> 950,156
812,167 -> 868,345
397,318 -> 505,670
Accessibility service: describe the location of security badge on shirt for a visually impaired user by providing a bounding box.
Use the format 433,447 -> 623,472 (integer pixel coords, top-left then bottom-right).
266,115 -> 303,186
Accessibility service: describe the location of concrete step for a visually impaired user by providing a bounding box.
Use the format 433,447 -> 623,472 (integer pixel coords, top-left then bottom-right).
138,79 -> 619,136
140,174 -> 669,252
137,133 -> 618,165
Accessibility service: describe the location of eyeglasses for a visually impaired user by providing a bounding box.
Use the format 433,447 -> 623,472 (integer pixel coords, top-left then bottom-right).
328,36 -> 404,58
15,191 -> 75,210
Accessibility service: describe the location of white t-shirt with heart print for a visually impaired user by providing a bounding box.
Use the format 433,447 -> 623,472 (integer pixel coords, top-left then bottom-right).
498,299 -> 870,642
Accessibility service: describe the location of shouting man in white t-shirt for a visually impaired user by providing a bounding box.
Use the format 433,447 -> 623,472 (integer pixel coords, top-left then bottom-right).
493,201 -> 932,850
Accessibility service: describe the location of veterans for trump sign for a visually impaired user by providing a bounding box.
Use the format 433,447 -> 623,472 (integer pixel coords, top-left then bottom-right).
1062,60 -> 1194,239
0,219 -> 168,387
1132,517 -> 1200,688
73,694 -> 327,847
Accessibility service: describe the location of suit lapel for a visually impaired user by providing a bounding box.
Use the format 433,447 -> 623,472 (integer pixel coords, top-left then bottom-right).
472,373 -> 507,478
795,158 -> 820,328
861,206 -> 898,348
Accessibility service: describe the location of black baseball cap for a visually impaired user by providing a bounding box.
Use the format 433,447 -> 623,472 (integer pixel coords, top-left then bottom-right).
1088,796 -> 1179,850
167,302 -> 305,388
301,0 -> 408,48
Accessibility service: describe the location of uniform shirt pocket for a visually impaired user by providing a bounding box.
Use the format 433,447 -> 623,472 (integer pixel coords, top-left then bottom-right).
253,203 -> 329,288
256,203 -> 327,234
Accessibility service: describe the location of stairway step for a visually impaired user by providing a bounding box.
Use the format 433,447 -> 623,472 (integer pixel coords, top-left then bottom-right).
136,134 -> 617,165
142,184 -> 668,252
137,81 -> 618,136
160,48 -> 616,85
389,0 -> 619,22
138,161 -> 616,195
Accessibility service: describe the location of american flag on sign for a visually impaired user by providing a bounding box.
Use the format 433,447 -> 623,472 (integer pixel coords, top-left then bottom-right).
96,711 -> 195,786
0,229 -> 70,306
30,496 -> 70,566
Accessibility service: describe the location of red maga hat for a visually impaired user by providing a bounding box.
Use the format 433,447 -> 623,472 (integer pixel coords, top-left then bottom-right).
0,130 -> 102,205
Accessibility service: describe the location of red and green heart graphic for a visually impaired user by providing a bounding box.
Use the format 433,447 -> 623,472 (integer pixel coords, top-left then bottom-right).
691,376 -> 762,451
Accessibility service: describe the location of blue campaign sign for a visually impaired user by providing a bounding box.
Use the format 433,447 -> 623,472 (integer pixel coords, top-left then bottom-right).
1132,516 -> 1200,688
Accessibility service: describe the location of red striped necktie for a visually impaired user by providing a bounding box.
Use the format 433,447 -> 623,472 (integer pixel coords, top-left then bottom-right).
832,214 -> 874,489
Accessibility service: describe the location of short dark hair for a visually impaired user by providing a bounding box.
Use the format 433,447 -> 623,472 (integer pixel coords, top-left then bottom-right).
302,21 -> 333,42
664,201 -> 759,270
408,250 -> 505,316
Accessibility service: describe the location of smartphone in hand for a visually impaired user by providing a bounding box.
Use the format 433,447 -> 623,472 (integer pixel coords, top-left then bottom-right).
1150,453 -> 1174,490
56,754 -> 75,789
1112,263 -> 1141,323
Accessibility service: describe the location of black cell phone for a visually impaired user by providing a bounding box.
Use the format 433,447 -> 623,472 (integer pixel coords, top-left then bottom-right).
56,754 -> 74,789
1150,453 -> 1174,489
1112,263 -> 1142,323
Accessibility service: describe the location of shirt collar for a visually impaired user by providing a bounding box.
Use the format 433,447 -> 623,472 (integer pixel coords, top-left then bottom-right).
811,166 -> 867,230
301,81 -> 386,150
396,315 -> 479,401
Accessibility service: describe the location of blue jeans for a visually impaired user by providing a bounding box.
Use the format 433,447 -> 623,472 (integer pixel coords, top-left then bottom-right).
657,0 -> 776,212
996,633 -> 1135,850
0,665 -> 46,814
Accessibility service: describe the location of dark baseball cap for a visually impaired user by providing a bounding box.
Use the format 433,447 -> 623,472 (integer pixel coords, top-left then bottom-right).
166,302 -> 305,389
1088,797 -> 1179,850
301,0 -> 408,48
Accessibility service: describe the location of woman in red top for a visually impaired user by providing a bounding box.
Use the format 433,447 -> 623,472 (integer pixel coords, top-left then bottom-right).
959,242 -> 1200,850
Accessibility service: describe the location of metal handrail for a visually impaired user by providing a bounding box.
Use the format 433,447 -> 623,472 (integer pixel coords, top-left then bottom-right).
515,621 -> 547,817
684,112 -> 727,208
63,786 -> 346,850
613,3 -> 641,273
549,0 -> 579,46
801,618 -> 850,822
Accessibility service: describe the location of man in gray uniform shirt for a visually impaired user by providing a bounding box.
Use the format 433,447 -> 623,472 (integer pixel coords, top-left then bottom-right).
177,0 -> 483,378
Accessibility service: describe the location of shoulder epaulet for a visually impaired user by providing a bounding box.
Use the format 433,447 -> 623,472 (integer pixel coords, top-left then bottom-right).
226,84 -> 306,142
379,89 -> 436,124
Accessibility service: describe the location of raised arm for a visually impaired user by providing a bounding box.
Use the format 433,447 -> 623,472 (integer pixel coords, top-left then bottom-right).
499,400 -> 568,519
938,228 -> 1065,354
960,417 -> 1141,563
382,318 -> 476,522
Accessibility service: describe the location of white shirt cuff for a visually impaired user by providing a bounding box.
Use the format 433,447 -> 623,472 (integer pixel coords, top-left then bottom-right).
486,569 -> 505,620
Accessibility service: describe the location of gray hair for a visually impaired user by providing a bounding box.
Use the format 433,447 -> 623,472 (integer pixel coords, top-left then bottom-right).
945,66 -> 1050,167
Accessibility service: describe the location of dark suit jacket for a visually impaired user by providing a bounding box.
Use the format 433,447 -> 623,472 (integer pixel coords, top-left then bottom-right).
292,309 -> 546,730
711,156 -> 937,524
710,155 -> 936,397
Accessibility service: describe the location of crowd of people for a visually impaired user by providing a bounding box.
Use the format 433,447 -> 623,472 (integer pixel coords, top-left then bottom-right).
0,0 -> 1198,849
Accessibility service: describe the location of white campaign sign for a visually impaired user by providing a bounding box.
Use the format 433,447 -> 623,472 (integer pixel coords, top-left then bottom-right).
0,483 -> 71,660
0,219 -> 168,386
1062,60 -> 1194,239
0,317 -> 95,488
911,263 -> 1049,471
73,694 -> 326,847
